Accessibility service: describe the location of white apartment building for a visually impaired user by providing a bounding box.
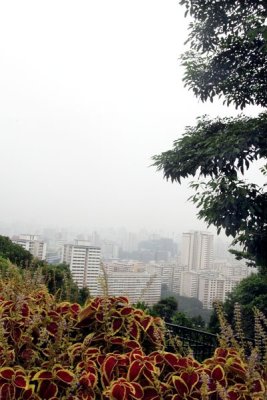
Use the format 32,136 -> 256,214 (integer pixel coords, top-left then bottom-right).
198,273 -> 239,309
181,231 -> 214,271
12,234 -> 47,260
180,270 -> 199,298
62,240 -> 101,295
102,261 -> 161,306
101,241 -> 119,260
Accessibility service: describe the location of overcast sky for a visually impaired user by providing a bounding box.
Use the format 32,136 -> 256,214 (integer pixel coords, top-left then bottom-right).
0,0 -> 263,236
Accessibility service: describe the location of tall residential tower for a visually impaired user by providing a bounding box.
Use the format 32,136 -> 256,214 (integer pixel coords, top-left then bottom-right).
62,240 -> 101,295
181,231 -> 214,271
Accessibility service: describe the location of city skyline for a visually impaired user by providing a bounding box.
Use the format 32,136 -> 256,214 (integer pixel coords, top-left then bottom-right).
0,0 -> 262,236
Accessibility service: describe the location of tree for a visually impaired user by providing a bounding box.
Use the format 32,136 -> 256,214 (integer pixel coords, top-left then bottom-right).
153,0 -> 267,271
151,297 -> 178,322
0,236 -> 90,305
171,311 -> 193,327
0,235 -> 33,268
180,0 -> 267,109
208,273 -> 267,338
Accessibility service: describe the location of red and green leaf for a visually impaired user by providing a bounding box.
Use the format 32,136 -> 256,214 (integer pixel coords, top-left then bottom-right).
172,376 -> 189,397
55,369 -> 75,384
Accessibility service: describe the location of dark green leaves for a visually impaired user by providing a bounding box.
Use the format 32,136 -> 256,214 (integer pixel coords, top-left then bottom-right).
179,0 -> 267,108
153,113 -> 267,182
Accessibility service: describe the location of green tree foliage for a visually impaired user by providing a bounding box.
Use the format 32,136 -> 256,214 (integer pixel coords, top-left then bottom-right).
0,235 -> 33,268
180,0 -> 267,108
151,297 -> 178,322
153,0 -> 267,270
171,311 -> 193,327
0,236 -> 90,305
41,263 -> 87,304
171,312 -> 206,329
209,273 -> 267,338
0,256 -> 10,275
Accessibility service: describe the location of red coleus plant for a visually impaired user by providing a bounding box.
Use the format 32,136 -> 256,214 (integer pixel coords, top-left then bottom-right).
0,268 -> 265,399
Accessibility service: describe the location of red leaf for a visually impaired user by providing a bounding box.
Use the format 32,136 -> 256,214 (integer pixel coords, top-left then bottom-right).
22,386 -> 35,400
38,381 -> 58,399
180,371 -> 199,388
164,353 -> 180,368
109,379 -> 135,400
130,382 -> 144,399
0,383 -> 15,399
227,389 -> 240,400
228,361 -> 246,376
127,360 -> 143,381
109,337 -> 124,345
0,367 -> 15,380
176,357 -> 200,369
46,322 -> 58,336
120,307 -> 133,316
95,312 -> 104,323
214,348 -> 228,359
55,369 -> 75,384
211,365 -> 225,381
21,303 -> 30,317
79,371 -> 98,389
70,303 -> 81,314
143,386 -> 160,400
116,296 -> 129,305
11,327 -> 22,342
33,370 -> 54,380
77,305 -> 95,325
172,376 -> 189,396
102,355 -> 118,382
112,318 -> 123,334
251,379 -> 265,394
84,347 -> 100,360
138,316 -> 153,331
13,375 -> 27,389
129,322 -> 139,340
124,340 -> 141,350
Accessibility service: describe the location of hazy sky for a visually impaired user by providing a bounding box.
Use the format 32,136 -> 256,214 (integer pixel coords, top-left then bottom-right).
0,0 -> 263,235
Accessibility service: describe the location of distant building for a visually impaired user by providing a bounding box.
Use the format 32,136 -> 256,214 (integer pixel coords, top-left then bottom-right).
101,241 -> 119,260
12,234 -> 47,260
61,240 -> 101,295
102,261 -> 161,306
181,231 -> 213,271
198,273 -> 239,309
180,270 -> 199,298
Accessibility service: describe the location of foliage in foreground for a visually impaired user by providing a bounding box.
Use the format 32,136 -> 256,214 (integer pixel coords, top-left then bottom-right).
0,266 -> 266,399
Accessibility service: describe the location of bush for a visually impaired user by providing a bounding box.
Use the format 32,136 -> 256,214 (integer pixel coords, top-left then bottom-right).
0,266 -> 265,399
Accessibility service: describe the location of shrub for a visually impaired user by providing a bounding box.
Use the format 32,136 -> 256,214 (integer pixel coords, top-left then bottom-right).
0,266 -> 266,399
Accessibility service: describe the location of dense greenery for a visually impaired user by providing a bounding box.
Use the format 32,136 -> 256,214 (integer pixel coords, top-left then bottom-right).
41,263 -> 90,304
0,235 -> 33,267
161,286 -> 212,323
209,273 -> 267,338
0,235 -> 90,305
147,297 -> 206,329
153,0 -> 267,270
180,0 -> 267,108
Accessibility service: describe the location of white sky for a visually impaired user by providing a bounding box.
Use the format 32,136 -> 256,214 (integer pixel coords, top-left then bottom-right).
0,0 -> 263,235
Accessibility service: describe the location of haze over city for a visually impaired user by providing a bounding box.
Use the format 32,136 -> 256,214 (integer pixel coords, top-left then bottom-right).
0,0 -> 262,235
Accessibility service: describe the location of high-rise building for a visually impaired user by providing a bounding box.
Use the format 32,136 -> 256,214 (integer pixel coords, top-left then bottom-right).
62,240 -> 101,295
12,234 -> 47,260
181,231 -> 213,271
180,271 -> 199,298
198,273 -> 239,309
102,261 -> 161,306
